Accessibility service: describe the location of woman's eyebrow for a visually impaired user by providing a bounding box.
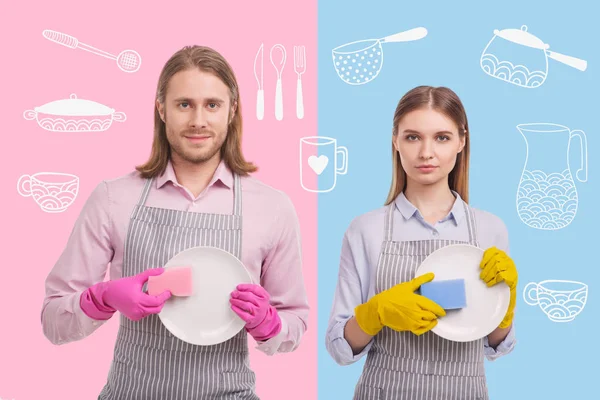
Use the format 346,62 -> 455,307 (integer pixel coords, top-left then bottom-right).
402,129 -> 455,135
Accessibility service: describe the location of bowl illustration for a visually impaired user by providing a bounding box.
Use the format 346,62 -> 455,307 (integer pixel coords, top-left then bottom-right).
523,279 -> 587,322
17,172 -> 79,213
23,93 -> 126,132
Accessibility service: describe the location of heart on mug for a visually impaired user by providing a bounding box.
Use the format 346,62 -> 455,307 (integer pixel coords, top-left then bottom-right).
308,155 -> 329,175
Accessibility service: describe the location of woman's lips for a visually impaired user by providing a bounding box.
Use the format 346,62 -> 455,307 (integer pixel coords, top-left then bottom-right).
416,165 -> 437,173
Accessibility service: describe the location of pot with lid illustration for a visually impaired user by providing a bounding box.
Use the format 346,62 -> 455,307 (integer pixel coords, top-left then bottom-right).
23,93 -> 127,132
480,25 -> 587,88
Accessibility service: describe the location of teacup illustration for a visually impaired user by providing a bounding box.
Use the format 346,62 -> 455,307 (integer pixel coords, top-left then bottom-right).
17,172 -> 79,213
523,279 -> 587,322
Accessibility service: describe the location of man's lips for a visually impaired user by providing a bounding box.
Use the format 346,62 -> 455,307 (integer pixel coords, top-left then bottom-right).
185,135 -> 210,142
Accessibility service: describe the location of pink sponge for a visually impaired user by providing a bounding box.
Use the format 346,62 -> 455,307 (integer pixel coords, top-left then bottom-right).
147,266 -> 193,297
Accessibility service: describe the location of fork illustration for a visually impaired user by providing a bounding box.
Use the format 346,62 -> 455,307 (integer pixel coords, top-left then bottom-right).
294,45 -> 306,119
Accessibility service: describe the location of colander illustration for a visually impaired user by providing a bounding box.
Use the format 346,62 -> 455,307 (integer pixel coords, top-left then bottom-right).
332,27 -> 427,85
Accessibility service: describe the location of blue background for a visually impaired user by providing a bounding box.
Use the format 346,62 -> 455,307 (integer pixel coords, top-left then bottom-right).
317,0 -> 599,399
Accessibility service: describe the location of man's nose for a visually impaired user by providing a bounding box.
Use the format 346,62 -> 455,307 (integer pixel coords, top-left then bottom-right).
189,109 -> 208,128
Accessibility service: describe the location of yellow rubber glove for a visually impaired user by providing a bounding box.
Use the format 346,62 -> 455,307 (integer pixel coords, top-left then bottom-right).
354,273 -> 446,336
479,246 -> 518,328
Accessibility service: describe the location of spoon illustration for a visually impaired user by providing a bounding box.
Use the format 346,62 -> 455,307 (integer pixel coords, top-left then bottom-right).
42,29 -> 141,73
270,44 -> 286,121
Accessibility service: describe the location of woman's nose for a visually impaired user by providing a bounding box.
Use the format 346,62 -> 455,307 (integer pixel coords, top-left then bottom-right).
419,140 -> 434,159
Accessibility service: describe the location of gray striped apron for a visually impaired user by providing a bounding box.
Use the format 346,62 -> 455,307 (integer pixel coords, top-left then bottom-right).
354,201 -> 489,400
99,173 -> 259,400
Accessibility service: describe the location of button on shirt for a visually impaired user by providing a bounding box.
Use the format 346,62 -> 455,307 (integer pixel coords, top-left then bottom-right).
325,192 -> 516,366
41,160 -> 309,355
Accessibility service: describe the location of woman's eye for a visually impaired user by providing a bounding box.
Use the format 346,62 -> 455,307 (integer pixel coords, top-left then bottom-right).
437,135 -> 450,141
406,135 -> 418,141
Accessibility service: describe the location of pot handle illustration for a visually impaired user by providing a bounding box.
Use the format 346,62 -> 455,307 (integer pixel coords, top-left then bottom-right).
23,110 -> 37,120
112,112 -> 127,122
336,145 -> 348,175
17,174 -> 32,197
523,282 -> 540,306
569,129 -> 587,182
546,50 -> 588,72
380,27 -> 428,43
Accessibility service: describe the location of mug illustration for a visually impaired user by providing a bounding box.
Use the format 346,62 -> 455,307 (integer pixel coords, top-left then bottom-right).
516,123 -> 587,230
523,280 -> 587,322
17,172 -> 79,213
300,136 -> 348,193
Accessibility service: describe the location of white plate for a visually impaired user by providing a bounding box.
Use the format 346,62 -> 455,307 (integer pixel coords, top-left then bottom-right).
158,246 -> 253,346
415,244 -> 510,342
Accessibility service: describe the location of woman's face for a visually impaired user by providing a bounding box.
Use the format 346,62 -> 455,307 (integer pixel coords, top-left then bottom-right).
393,108 -> 465,189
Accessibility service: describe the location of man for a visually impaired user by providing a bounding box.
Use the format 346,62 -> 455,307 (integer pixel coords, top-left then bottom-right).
41,45 -> 309,399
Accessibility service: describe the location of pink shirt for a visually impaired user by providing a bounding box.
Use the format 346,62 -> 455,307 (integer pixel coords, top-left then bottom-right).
41,159 -> 309,356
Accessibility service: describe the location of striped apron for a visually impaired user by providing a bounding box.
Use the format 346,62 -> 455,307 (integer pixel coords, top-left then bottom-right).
353,201 -> 489,400
98,174 -> 259,400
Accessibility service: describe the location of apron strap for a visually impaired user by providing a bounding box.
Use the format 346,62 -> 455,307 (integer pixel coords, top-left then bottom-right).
232,173 -> 242,216
131,177 -> 154,219
384,202 -> 395,242
462,201 -> 479,244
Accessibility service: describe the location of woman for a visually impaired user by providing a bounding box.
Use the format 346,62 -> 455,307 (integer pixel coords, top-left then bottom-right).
325,86 -> 518,399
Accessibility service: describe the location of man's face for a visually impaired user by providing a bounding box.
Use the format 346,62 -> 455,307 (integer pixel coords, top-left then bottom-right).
393,108 -> 465,188
157,68 -> 235,166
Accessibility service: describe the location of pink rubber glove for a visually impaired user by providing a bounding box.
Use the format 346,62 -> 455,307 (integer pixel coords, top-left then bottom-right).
229,283 -> 282,341
80,268 -> 172,321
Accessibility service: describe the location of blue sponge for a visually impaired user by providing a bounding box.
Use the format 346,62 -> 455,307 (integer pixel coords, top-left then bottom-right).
419,279 -> 466,310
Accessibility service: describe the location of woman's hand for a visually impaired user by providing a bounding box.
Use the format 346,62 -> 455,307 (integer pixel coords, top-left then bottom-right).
480,247 -> 518,328
354,272 -> 446,336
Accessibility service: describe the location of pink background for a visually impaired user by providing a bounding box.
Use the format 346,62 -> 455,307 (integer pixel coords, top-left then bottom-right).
0,0 -> 317,399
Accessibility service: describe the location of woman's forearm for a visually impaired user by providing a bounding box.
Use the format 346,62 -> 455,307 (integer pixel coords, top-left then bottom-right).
344,316 -> 375,355
487,324 -> 511,348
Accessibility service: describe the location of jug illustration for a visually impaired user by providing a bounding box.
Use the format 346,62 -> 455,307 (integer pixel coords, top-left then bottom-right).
516,123 -> 587,230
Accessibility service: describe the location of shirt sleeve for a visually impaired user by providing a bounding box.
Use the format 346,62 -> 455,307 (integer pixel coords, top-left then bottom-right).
325,222 -> 374,366
483,323 -> 517,361
482,214 -> 517,358
40,181 -> 115,345
254,193 -> 309,356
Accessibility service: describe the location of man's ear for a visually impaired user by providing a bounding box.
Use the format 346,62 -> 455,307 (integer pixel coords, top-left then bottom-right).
156,100 -> 165,123
230,101 -> 237,123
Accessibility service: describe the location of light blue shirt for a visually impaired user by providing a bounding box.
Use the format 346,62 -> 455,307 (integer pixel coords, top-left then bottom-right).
325,191 -> 517,366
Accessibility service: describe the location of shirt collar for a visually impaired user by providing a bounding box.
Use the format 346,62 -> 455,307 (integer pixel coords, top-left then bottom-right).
394,190 -> 466,225
156,159 -> 234,190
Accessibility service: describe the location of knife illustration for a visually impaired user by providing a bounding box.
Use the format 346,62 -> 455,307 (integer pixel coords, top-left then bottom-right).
254,43 -> 264,120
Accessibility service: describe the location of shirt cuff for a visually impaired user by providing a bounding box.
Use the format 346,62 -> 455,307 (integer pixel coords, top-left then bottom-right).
74,291 -> 110,337
327,317 -> 373,366
255,318 -> 290,356
483,324 -> 517,361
